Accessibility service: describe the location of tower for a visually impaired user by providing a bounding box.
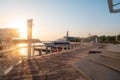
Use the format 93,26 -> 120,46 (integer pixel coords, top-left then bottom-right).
66,31 -> 69,37
66,31 -> 69,41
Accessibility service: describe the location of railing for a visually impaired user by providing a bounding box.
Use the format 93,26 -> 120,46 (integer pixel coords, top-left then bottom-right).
33,43 -> 82,55
33,42 -> 95,56
0,42 -> 92,80
0,46 -> 25,80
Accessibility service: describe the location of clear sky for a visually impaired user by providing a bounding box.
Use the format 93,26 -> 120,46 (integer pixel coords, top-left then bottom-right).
0,0 -> 120,41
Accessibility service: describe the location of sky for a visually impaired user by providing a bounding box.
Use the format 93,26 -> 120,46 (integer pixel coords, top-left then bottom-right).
0,0 -> 120,41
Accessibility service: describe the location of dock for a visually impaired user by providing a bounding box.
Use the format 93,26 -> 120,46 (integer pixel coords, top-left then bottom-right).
0,43 -> 120,80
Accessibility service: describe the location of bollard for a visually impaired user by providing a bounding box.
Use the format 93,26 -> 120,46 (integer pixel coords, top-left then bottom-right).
56,46 -> 59,53
40,47 -> 42,55
46,47 -> 48,54
71,44 -> 73,49
50,46 -> 52,53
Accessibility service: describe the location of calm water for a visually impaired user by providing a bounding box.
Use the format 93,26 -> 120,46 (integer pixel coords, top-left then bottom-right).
18,43 -> 45,56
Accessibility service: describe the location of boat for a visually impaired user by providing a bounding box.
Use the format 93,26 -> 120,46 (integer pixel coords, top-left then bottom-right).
44,39 -> 70,52
44,39 -> 70,46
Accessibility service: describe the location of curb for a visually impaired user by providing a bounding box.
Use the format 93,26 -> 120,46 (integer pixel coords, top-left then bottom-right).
70,64 -> 91,80
101,54 -> 120,60
90,59 -> 120,72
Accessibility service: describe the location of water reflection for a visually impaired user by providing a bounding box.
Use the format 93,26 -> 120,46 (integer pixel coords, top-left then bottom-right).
18,44 -> 27,56
17,43 -> 45,57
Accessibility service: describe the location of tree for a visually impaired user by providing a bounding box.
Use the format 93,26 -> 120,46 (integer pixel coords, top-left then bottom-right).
117,34 -> 120,41
105,36 -> 115,43
98,35 -> 106,43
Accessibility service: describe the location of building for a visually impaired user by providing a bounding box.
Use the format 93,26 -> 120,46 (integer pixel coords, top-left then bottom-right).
63,31 -> 81,42
0,28 -> 20,49
0,28 -> 19,41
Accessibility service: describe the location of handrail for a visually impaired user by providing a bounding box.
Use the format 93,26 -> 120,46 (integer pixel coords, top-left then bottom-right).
0,42 -> 90,79
0,46 -> 25,79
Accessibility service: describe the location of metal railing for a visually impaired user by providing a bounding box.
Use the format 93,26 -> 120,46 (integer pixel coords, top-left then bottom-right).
0,46 -> 26,79
0,42 -> 91,79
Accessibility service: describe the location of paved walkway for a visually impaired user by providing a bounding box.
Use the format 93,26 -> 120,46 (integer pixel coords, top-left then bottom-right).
74,45 -> 120,80
75,55 -> 120,80
5,46 -> 93,80
4,45 -> 120,80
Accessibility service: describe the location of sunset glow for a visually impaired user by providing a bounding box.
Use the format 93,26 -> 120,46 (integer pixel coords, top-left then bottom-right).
0,0 -> 120,40
19,28 -> 27,39
8,20 -> 27,39
18,44 -> 27,56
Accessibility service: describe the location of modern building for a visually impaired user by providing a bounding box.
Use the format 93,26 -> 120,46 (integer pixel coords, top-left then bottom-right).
0,28 -> 20,49
0,28 -> 19,41
63,31 -> 81,42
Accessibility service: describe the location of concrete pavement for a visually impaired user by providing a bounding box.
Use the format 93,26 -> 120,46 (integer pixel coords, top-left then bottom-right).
4,45 -> 120,80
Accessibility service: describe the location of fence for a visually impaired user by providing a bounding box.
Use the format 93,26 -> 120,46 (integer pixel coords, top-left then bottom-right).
0,46 -> 26,80
0,42 -> 88,79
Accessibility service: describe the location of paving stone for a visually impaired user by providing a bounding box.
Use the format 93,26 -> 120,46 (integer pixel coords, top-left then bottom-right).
46,72 -> 58,79
5,46 -> 95,80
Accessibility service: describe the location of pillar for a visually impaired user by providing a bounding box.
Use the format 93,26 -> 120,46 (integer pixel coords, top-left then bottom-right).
62,46 -> 64,51
27,19 -> 32,59
50,46 -> 52,53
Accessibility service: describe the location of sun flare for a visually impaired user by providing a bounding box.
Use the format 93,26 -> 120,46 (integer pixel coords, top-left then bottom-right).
8,20 -> 27,39
19,28 -> 27,38
18,44 -> 27,56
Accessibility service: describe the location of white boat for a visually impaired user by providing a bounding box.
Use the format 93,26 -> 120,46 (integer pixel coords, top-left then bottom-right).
44,39 -> 70,47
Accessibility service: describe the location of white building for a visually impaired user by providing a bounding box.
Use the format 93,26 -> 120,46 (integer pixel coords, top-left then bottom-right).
0,28 -> 20,44
0,28 -> 20,49
0,28 -> 19,40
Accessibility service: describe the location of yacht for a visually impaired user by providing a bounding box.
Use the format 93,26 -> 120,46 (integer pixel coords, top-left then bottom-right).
44,39 -> 70,52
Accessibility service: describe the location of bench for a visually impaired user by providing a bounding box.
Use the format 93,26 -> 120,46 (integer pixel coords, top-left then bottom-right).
89,51 -> 102,54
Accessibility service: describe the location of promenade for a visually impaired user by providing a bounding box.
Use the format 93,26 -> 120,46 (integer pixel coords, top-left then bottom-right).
4,45 -> 120,80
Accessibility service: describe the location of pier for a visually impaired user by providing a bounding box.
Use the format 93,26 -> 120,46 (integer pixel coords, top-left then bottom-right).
0,19 -> 120,80
0,42 -> 88,80
0,43 -> 120,80
0,0 -> 120,80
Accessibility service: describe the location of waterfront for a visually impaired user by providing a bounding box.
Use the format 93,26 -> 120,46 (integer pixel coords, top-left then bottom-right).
0,0 -> 120,80
0,42 -> 83,79
18,43 -> 45,56
2,43 -> 120,80
3,43 -> 93,80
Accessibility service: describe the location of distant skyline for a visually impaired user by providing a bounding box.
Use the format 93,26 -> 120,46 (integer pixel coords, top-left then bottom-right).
0,0 -> 120,41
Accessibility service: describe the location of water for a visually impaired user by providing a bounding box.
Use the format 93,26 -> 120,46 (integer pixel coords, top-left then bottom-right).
18,42 -> 45,57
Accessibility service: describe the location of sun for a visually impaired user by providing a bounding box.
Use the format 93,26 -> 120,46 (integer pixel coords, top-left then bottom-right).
8,20 -> 27,39
19,28 -> 27,38
15,22 -> 27,39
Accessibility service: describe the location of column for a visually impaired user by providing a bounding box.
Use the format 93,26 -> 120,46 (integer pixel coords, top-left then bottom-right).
27,19 -> 32,59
